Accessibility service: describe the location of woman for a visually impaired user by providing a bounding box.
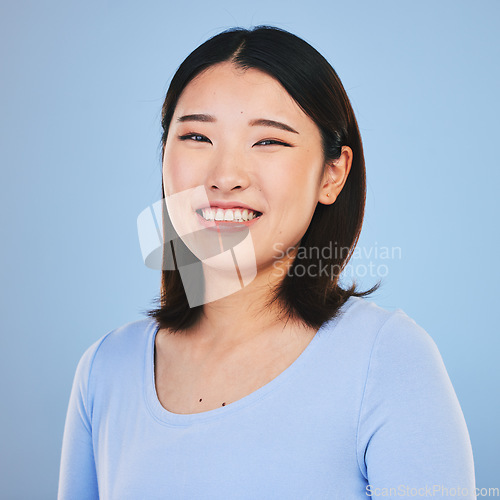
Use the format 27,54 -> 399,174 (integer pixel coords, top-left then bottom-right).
58,26 -> 476,499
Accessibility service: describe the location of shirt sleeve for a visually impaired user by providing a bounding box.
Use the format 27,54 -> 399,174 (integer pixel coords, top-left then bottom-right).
58,338 -> 105,500
356,310 -> 476,498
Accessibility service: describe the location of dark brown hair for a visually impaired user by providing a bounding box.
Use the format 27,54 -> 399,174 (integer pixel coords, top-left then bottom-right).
145,26 -> 379,332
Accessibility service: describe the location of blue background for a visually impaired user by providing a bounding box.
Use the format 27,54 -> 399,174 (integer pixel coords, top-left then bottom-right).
1,0 -> 498,497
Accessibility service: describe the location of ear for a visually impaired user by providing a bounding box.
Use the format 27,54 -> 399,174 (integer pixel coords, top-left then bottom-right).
318,146 -> 353,205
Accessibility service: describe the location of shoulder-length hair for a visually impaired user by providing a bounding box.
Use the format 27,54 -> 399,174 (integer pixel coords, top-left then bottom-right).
146,25 -> 379,333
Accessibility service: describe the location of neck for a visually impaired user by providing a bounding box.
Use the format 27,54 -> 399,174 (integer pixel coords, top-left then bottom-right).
185,253 -> 296,350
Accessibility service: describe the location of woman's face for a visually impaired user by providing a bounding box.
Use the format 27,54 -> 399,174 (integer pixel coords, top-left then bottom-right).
162,61 -> 334,274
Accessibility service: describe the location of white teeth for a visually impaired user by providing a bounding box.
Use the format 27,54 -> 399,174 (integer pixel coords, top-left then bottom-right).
199,207 -> 260,222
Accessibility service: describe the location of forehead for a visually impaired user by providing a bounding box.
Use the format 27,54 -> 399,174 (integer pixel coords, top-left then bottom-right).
173,61 -> 310,124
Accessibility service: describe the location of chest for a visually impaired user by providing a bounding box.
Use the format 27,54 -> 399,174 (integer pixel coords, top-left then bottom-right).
154,328 -> 316,415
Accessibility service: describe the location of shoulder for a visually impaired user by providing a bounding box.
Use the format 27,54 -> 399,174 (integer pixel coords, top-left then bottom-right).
75,318 -> 158,380
341,295 -> 434,342
356,298 -> 441,371
325,296 -> 440,369
345,298 -> 451,406
329,295 -> 430,335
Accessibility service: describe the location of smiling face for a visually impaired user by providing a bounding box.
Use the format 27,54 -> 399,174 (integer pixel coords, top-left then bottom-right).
162,61 -> 337,276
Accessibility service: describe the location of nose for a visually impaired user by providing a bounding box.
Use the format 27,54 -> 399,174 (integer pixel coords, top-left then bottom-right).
205,147 -> 251,193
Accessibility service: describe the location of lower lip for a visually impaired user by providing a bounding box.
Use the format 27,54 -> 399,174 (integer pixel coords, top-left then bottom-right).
195,211 -> 262,232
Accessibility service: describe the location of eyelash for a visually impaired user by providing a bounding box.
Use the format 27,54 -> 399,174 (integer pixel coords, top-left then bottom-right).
178,133 -> 292,147
255,139 -> 292,147
179,133 -> 211,143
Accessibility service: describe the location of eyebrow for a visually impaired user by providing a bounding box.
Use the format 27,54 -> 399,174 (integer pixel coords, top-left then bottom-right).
177,114 -> 299,134
177,114 -> 216,123
249,118 -> 299,134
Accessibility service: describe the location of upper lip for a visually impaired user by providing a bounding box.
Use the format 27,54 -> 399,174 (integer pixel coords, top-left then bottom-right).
195,201 -> 262,213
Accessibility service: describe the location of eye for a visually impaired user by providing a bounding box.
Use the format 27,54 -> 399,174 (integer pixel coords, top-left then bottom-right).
178,133 -> 212,144
254,139 -> 292,147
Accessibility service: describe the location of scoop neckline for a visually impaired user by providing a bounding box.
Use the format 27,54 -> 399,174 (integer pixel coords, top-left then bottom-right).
144,297 -> 358,427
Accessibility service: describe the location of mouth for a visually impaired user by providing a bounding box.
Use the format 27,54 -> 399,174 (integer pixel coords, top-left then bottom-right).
195,207 -> 263,223
194,206 -> 263,232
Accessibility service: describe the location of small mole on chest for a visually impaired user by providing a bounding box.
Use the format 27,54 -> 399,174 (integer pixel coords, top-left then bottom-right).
199,398 -> 226,406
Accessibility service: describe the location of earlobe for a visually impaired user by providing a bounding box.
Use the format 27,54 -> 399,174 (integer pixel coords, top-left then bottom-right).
318,170 -> 337,205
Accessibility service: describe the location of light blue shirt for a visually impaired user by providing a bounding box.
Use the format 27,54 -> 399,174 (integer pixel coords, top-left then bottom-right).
58,297 -> 476,499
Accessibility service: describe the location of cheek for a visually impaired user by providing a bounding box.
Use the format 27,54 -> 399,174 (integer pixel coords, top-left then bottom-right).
269,153 -> 323,200
162,147 -> 199,196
